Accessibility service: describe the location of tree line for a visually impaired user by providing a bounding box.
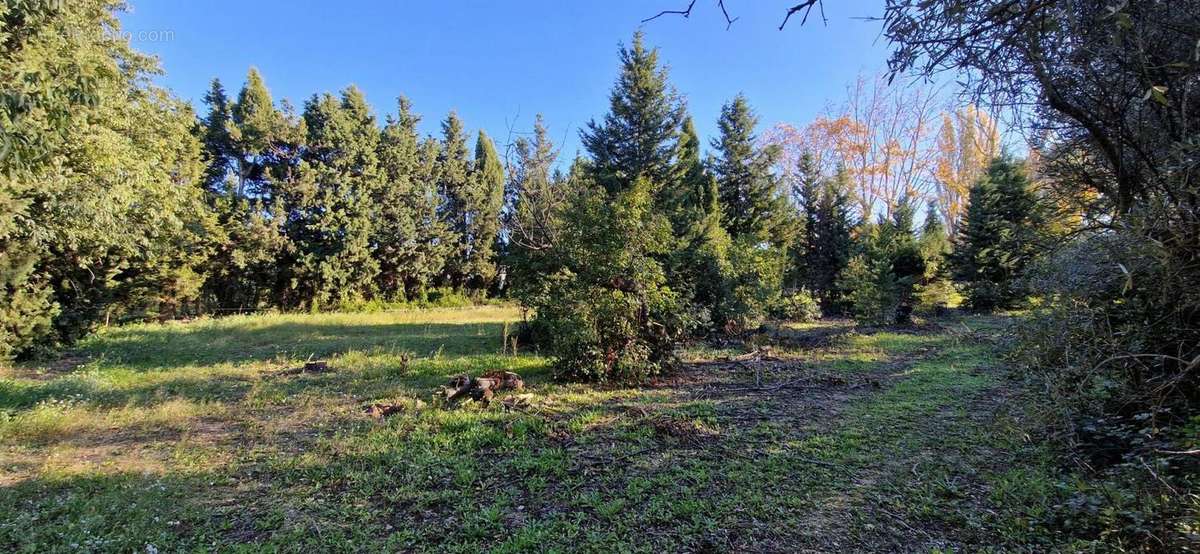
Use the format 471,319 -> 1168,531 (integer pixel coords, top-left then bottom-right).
0,3 -> 1042,372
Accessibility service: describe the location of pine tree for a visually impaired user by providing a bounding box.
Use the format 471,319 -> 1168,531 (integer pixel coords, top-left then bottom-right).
883,192 -> 926,323
951,156 -> 1044,310
918,201 -> 952,278
580,31 -> 683,196
199,79 -> 234,194
913,201 -> 956,313
518,33 -> 690,381
807,166 -> 856,309
791,153 -> 822,290
665,114 -> 736,328
711,94 -> 788,244
663,117 -> 716,234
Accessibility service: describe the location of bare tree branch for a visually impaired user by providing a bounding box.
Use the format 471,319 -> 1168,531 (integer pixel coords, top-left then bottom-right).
645,1 -> 824,31
717,0 -> 739,30
642,0 -> 698,23
779,0 -> 826,30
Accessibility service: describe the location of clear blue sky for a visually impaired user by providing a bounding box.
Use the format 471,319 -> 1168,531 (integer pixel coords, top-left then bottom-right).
119,0 -> 894,164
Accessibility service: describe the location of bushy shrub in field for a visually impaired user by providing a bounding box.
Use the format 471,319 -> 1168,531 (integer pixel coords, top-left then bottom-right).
1012,231 -> 1199,421
1010,230 -> 1200,547
771,289 -> 822,322
522,177 -> 694,382
723,239 -> 787,330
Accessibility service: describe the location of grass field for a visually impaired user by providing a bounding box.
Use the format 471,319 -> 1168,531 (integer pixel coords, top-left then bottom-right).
0,306 -> 1068,552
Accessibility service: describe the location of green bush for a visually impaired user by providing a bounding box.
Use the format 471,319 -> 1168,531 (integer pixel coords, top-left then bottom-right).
913,279 -> 961,315
520,178 -> 694,382
723,239 -> 787,330
772,289 -> 822,322
1009,231 -> 1200,548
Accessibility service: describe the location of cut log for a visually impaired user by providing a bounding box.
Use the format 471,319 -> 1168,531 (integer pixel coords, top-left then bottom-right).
443,371 -> 525,406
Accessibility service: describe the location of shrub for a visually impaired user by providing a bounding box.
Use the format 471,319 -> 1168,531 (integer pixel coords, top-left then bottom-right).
1009,231 -> 1200,547
520,177 -> 694,382
723,238 -> 787,330
772,289 -> 822,322
1012,231 -> 1199,421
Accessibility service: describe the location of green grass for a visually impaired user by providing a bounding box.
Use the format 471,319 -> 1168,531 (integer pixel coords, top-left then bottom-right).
0,307 -> 1070,552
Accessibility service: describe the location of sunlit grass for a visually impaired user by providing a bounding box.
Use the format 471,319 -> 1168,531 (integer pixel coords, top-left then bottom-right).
0,308 -> 1066,551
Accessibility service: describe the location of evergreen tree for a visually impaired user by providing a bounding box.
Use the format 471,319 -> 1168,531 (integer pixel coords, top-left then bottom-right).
913,201 -> 957,313
436,111 -> 473,289
504,115 -> 564,299
466,130 -> 505,292
228,68 -> 285,199
291,87 -> 382,308
839,192 -> 926,324
579,31 -> 684,196
951,156 -> 1044,310
807,166 -> 856,310
918,201 -> 952,278
665,115 -> 736,328
372,97 -> 451,300
411,136 -> 457,297
518,33 -> 691,381
709,94 -> 796,327
882,192 -> 926,323
711,94 -> 789,244
790,153 -> 822,290
199,69 -> 297,311
199,79 -> 234,194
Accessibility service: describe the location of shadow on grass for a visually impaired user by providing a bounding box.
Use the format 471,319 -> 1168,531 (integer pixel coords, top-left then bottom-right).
82,321 -> 514,371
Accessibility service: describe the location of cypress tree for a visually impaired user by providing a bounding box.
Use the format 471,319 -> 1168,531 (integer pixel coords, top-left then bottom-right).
503,115 -> 564,298
436,111 -> 473,289
199,70 -> 297,311
373,96 -> 423,299
292,86 -> 382,308
412,136 -> 456,297
228,68 -> 284,199
464,130 -> 506,292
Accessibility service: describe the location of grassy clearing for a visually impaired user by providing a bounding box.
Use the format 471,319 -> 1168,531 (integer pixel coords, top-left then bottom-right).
1,307 -> 1071,551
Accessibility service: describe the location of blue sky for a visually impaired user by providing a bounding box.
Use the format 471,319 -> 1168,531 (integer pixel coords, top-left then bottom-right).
120,1 -> 895,163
